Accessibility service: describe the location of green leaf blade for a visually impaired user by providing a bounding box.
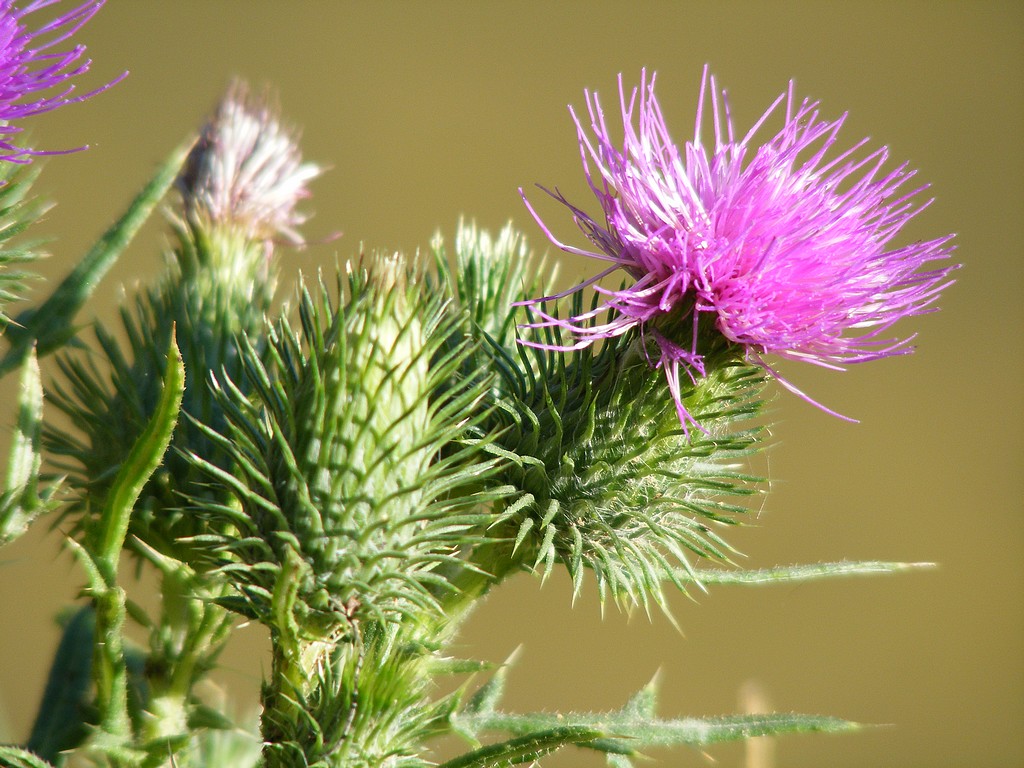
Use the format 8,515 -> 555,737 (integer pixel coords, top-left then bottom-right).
25,606 -> 96,761
0,349 -> 44,545
440,726 -> 603,768
687,560 -> 935,586
461,709 -> 861,753
95,331 -> 185,572
0,138 -> 193,376
0,745 -> 56,768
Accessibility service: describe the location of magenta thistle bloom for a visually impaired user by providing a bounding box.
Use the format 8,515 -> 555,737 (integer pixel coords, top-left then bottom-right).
521,68 -> 957,428
0,0 -> 124,162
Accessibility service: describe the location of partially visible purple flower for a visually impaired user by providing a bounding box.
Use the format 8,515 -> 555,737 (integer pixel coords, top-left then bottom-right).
0,0 -> 124,162
179,81 -> 322,248
521,68 -> 957,429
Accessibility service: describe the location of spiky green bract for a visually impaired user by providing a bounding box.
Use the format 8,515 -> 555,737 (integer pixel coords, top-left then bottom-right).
431,222 -> 549,371
186,256 -> 505,640
0,161 -> 49,334
435,222 -> 767,614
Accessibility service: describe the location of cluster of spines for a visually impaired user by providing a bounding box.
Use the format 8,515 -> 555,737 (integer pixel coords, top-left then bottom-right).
185,262 -> 509,637
261,630 -> 451,768
0,163 -> 48,330
437,224 -> 769,614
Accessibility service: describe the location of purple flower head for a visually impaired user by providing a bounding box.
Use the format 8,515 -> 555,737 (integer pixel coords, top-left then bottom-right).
179,81 -> 322,249
0,0 -> 124,162
521,68 -> 957,430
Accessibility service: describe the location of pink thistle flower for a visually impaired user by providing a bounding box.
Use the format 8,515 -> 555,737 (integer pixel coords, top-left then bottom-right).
0,0 -> 125,162
178,81 -> 322,249
520,68 -> 957,430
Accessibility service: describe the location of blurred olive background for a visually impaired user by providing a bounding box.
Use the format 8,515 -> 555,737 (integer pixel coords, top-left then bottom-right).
0,2 -> 1019,767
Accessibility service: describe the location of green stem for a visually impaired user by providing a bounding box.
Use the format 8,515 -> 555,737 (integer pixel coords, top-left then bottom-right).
141,569 -> 236,759
92,586 -> 135,766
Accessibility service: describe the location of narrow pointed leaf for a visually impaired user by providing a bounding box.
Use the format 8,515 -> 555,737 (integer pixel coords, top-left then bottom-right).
621,675 -> 659,718
95,333 -> 185,573
0,138 -> 193,375
0,349 -> 44,544
439,726 -> 603,768
463,648 -> 519,718
685,561 -> 934,586
26,606 -> 95,761
459,709 -> 861,754
0,746 -> 56,768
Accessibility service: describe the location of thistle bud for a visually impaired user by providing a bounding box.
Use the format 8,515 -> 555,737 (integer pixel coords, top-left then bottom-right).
49,81 -> 323,565
191,251 -> 501,644
289,256 -> 435,620
176,81 -> 321,298
180,81 -> 320,247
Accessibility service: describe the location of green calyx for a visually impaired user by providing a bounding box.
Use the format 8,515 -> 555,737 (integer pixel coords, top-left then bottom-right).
435,223 -> 769,614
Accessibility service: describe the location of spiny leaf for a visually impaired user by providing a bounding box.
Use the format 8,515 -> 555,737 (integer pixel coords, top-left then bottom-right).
427,656 -> 495,676
458,709 -> 861,755
453,664 -> 861,757
25,606 -> 95,762
0,746 -> 56,768
463,647 -> 520,719
439,726 -> 603,768
620,673 -> 660,719
5,348 -> 42,490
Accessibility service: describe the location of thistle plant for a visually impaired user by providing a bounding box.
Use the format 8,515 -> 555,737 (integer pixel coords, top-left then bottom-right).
0,4 -> 958,765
